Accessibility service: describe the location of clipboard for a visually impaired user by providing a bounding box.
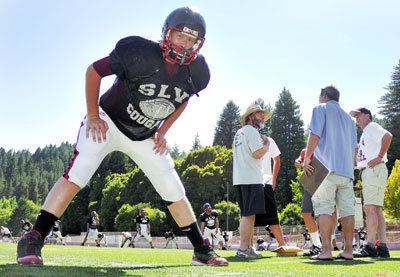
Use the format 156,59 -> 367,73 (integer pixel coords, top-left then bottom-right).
299,157 -> 329,196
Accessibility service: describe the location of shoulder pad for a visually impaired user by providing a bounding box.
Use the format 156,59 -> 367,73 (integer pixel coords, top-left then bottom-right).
186,54 -> 210,95
109,36 -> 162,79
211,210 -> 218,216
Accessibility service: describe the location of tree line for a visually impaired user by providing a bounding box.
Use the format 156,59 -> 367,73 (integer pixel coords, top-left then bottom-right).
1,59 -> 399,236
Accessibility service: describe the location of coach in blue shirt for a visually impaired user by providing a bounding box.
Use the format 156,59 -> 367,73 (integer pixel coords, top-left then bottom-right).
302,85 -> 358,260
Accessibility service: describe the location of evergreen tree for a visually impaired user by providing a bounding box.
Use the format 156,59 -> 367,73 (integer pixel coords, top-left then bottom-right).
270,88 -> 305,210
212,100 -> 241,148
379,59 -> 400,172
191,133 -> 202,151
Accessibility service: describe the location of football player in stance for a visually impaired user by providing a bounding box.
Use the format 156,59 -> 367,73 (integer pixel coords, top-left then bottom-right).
16,7 -> 227,266
121,232 -> 134,248
132,208 -> 154,248
199,203 -> 225,250
20,220 -> 33,237
164,231 -> 179,249
1,226 -> 16,243
45,220 -> 66,245
81,211 -> 101,247
97,232 -> 108,247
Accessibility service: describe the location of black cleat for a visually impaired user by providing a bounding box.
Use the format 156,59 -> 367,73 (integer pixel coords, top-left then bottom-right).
191,244 -> 228,266
354,244 -> 378,258
17,230 -> 44,266
303,245 -> 321,257
376,244 -> 390,258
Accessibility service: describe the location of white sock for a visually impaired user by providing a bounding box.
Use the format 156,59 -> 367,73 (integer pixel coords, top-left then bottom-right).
310,232 -> 321,247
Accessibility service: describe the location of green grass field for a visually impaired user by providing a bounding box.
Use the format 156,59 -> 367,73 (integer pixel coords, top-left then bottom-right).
0,243 -> 398,276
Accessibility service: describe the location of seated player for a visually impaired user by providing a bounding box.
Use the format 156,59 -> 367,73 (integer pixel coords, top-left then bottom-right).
256,238 -> 267,251
164,231 -> 179,249
199,203 -> 224,250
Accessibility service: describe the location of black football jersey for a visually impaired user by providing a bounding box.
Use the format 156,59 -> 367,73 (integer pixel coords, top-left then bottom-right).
200,210 -> 218,229
358,230 -> 367,240
136,215 -> 150,225
87,217 -> 98,229
22,222 -> 32,232
53,220 -> 61,231
100,36 -> 210,141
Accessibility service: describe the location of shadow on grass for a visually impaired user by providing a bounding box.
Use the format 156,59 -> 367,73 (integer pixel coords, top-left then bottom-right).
300,257 -> 400,266
226,256 -> 272,263
0,263 -> 188,276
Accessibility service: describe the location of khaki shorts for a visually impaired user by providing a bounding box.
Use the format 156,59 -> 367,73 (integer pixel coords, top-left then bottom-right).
361,163 -> 388,206
312,173 -> 355,217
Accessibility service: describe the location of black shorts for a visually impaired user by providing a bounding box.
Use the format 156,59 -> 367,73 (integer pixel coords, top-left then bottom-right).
235,184 -> 265,217
255,185 -> 280,226
301,190 -> 314,213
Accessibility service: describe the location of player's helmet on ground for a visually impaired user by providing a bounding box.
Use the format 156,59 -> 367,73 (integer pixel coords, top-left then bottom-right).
161,7 -> 206,65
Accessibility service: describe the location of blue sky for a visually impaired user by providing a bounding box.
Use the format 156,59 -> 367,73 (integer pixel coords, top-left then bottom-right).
1,0 -> 399,153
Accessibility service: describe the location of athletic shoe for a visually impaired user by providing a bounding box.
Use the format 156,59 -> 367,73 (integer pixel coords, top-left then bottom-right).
191,242 -> 229,266
303,245 -> 321,257
81,243 -> 85,246
17,230 -> 44,266
333,246 -> 340,251
236,247 -> 262,258
353,244 -> 378,258
235,248 -> 250,258
376,244 -> 390,258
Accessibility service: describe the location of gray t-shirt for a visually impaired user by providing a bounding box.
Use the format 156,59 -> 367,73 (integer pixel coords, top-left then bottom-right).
233,125 -> 264,185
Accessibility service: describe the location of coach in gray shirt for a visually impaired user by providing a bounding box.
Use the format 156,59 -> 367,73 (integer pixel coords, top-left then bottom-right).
233,104 -> 271,258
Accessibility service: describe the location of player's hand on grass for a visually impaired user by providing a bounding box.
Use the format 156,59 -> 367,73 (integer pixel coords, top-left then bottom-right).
86,117 -> 109,143
152,132 -> 168,155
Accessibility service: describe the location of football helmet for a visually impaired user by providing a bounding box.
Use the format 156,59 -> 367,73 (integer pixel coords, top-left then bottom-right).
161,7 -> 206,65
91,211 -> 97,217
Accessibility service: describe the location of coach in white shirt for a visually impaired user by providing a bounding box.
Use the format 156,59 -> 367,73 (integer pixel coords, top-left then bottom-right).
351,107 -> 392,258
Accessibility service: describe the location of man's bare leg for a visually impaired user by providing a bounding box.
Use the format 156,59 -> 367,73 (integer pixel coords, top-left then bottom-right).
239,215 -> 255,251
364,205 -> 378,243
340,215 -> 355,259
316,214 -> 333,259
270,224 -> 286,246
42,177 -> 81,217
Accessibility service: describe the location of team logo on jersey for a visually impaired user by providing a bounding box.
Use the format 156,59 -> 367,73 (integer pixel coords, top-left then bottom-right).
139,99 -> 175,120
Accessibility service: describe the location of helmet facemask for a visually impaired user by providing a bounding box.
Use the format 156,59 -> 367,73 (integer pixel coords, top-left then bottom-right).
161,27 -> 204,65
